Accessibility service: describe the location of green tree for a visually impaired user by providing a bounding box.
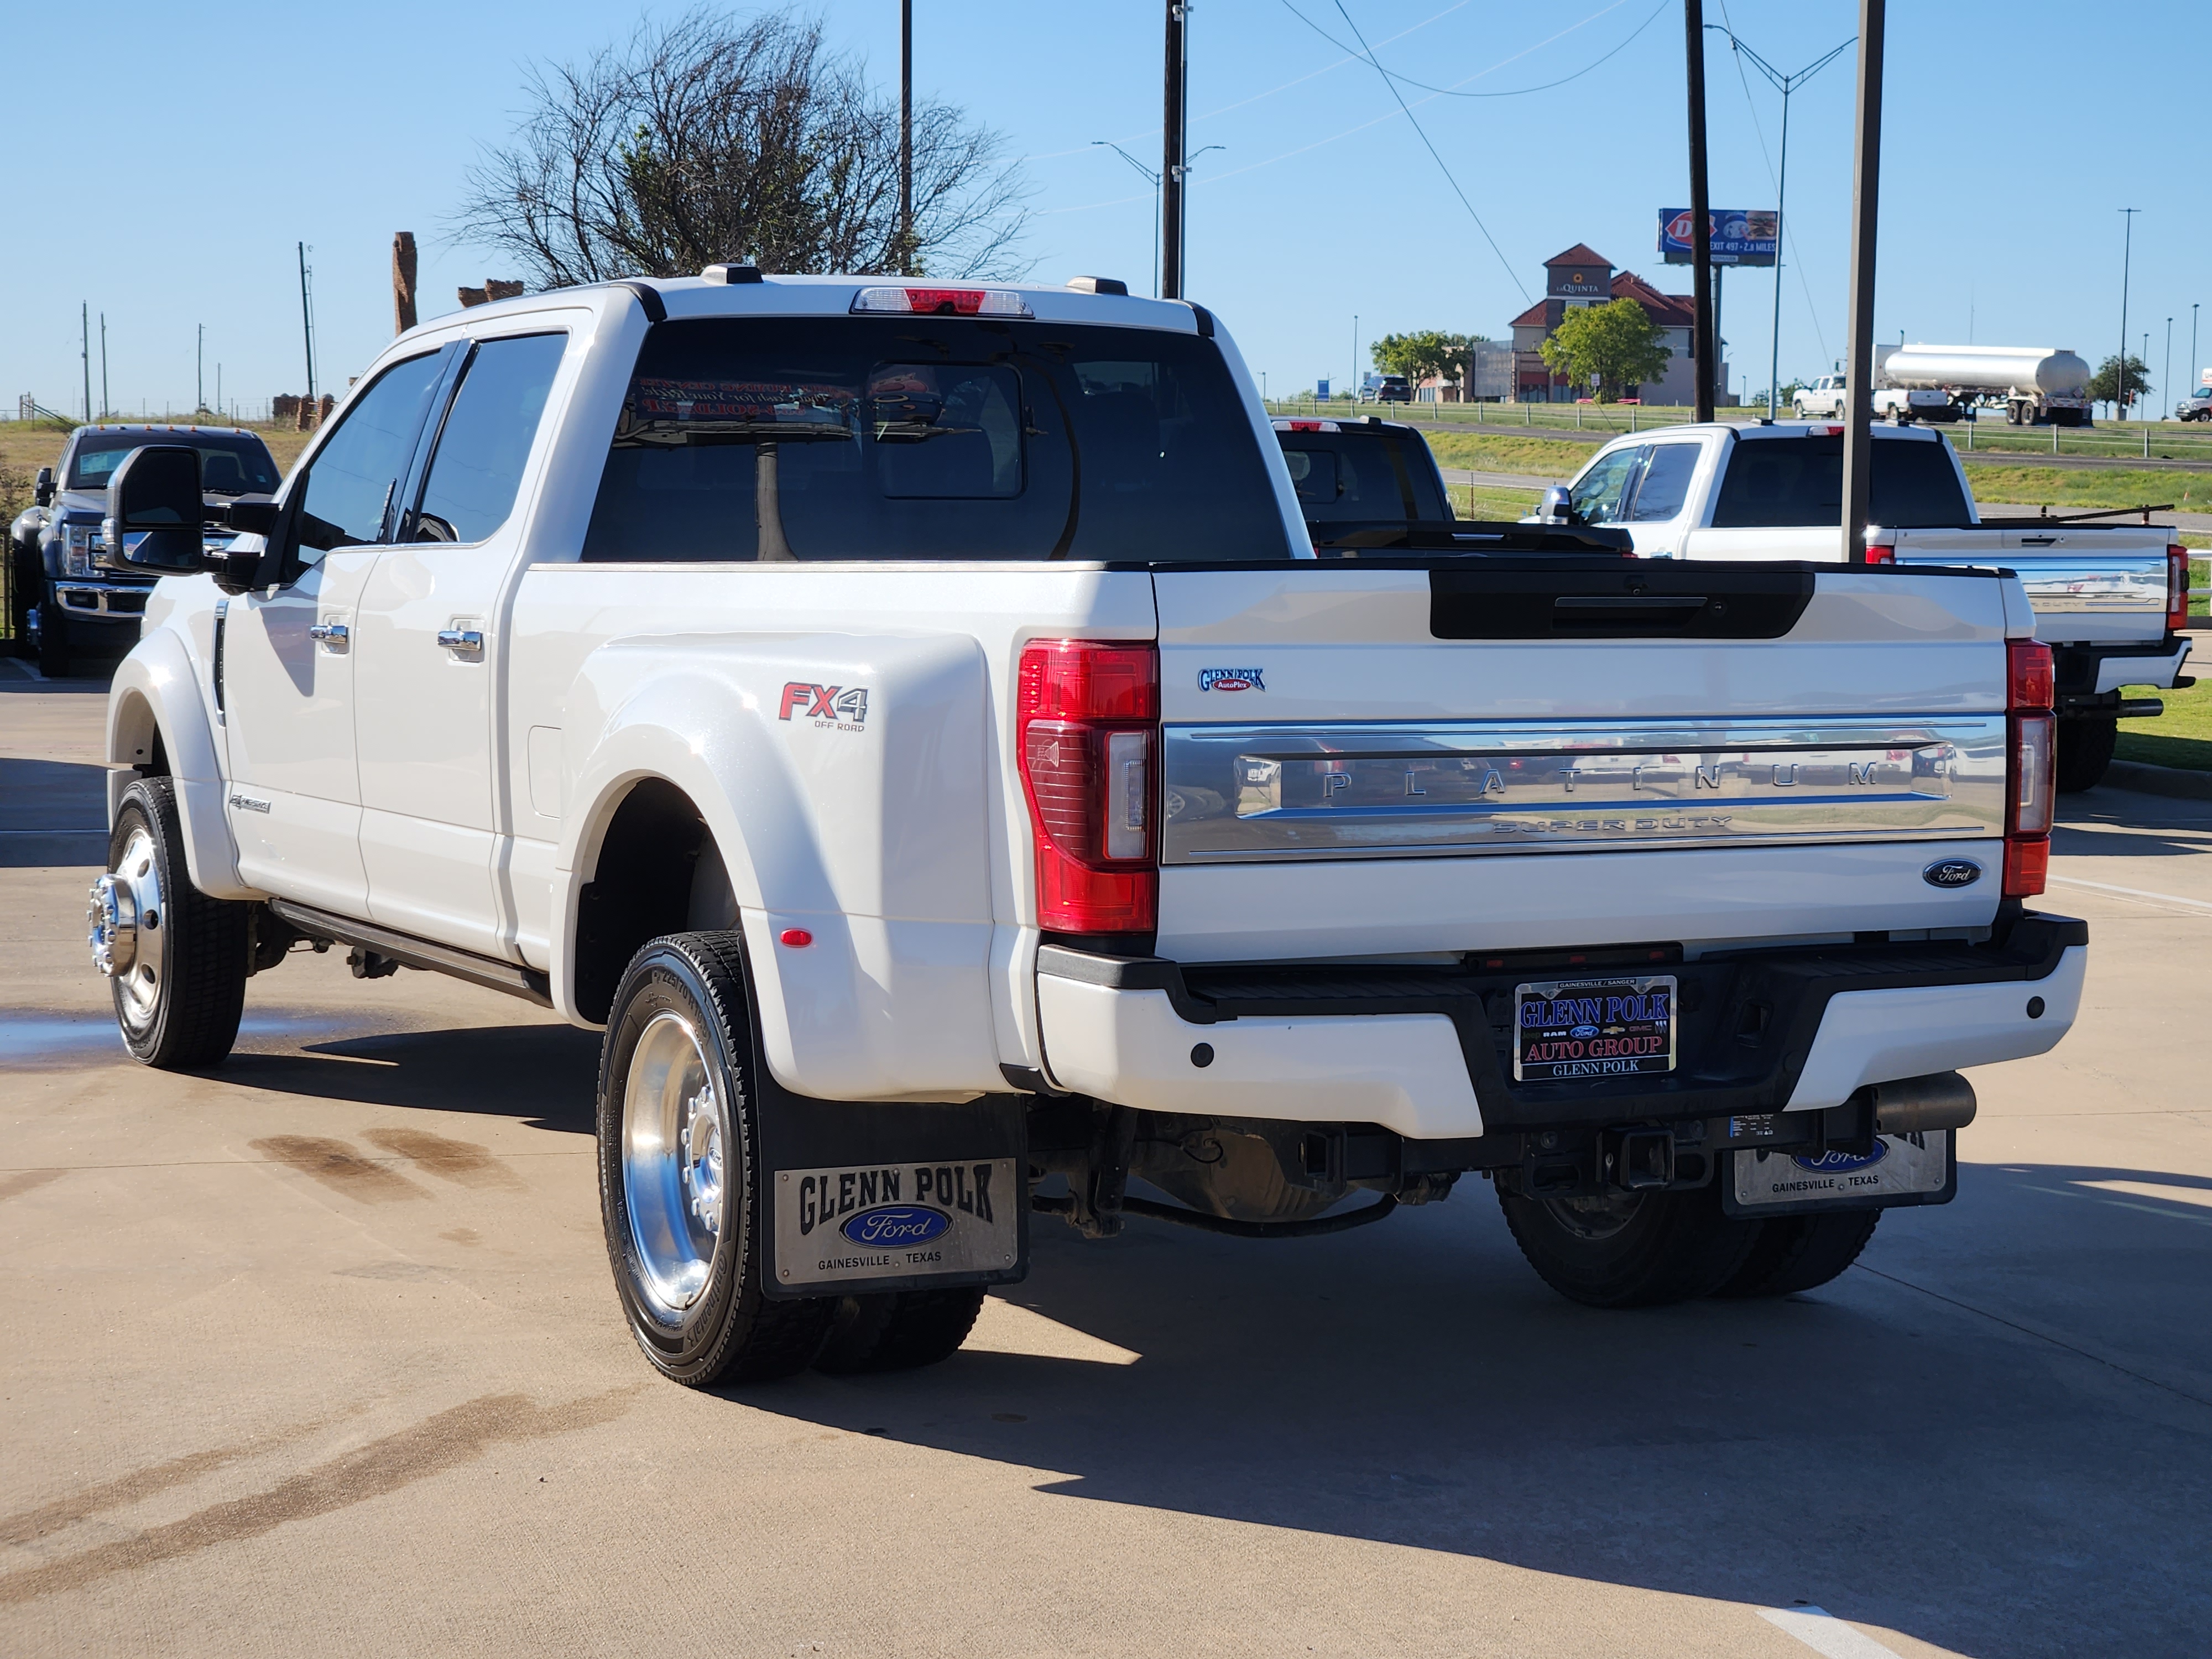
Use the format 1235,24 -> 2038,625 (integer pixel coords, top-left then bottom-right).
1371,330 -> 1483,389
2086,353 -> 2150,414
1539,300 -> 1671,403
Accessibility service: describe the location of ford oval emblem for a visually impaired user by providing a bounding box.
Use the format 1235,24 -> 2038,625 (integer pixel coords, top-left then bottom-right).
1923,858 -> 1981,889
840,1204 -> 951,1248
1571,1024 -> 1600,1039
1791,1143 -> 1889,1175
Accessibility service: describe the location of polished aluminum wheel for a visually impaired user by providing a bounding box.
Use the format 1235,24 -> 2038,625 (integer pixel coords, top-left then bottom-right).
622,1011 -> 729,1323
91,825 -> 166,1034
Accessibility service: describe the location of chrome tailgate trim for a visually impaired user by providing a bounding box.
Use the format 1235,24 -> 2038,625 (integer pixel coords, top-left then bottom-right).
1162,716 -> 2006,863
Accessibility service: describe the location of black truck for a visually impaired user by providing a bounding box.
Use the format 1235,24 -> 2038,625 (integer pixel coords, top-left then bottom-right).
10,425 -> 279,675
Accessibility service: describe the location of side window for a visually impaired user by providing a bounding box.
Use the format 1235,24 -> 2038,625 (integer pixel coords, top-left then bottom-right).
1569,446 -> 1644,525
411,333 -> 567,543
294,352 -> 447,557
1627,444 -> 1700,521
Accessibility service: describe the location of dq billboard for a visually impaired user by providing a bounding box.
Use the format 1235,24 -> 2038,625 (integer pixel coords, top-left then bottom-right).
1660,208 -> 1777,266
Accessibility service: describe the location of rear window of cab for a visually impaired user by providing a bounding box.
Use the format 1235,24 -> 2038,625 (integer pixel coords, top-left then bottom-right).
579,316 -> 1291,562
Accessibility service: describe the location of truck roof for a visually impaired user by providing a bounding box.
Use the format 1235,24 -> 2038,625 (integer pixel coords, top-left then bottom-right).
1615,420 -> 1947,445
403,272 -> 1208,340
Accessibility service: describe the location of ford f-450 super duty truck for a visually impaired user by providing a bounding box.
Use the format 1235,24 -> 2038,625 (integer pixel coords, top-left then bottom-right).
1542,420 -> 2192,791
90,273 -> 2084,1387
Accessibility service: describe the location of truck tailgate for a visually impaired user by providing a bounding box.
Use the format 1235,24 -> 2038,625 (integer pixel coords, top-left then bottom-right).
1151,561 -> 2015,962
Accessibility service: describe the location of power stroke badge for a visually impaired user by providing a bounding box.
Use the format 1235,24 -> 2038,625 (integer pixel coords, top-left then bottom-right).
773,1159 -> 1020,1287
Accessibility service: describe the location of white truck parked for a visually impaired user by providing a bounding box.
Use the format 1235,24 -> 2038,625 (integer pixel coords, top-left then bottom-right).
1543,421 -> 2192,791
91,273 -> 2085,1388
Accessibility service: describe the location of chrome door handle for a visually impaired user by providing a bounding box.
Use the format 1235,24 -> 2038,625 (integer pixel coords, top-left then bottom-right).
437,628 -> 484,653
307,622 -> 348,646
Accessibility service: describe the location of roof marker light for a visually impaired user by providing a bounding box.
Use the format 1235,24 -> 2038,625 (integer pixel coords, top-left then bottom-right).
851,286 -> 1033,318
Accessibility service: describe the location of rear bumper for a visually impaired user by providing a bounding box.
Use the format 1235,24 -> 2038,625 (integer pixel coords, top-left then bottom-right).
2054,637 -> 2191,700
1032,913 -> 2086,1139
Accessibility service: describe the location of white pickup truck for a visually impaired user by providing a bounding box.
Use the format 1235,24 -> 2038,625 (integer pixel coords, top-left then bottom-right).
1545,420 -> 2193,791
89,273 -> 2084,1388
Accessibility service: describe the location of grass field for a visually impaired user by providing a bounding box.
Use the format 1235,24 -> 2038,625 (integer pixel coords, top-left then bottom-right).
2116,670 -> 2212,772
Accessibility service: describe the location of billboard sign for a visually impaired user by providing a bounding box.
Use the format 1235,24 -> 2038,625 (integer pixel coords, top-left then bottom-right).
1660,208 -> 1777,267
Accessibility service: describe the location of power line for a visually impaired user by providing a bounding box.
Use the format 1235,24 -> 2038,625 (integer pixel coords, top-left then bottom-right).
1323,0 -> 1528,301
1279,0 -> 1666,100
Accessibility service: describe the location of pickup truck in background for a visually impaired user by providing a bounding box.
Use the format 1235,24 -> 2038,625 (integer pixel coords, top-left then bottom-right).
92,274 -> 2084,1390
1273,414 -> 1630,555
1545,421 -> 2192,791
8,424 -> 276,676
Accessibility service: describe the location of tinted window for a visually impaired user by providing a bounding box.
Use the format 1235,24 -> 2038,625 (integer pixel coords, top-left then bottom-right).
68,433 -> 281,495
1276,430 -> 1448,523
295,352 -> 447,555
413,333 -> 566,542
1627,442 -> 1700,521
1710,435 -> 1970,529
1569,446 -> 1642,524
579,317 -> 1288,563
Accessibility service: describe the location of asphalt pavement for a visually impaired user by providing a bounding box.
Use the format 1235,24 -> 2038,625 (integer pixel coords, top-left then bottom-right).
3,659 -> 2208,1658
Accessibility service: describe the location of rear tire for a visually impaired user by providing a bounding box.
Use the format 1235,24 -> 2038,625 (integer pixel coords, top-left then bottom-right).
1496,1179 -> 1760,1308
103,776 -> 248,1069
1713,1209 -> 1881,1298
2056,714 -> 2117,794
597,932 -> 837,1386
814,1286 -> 987,1375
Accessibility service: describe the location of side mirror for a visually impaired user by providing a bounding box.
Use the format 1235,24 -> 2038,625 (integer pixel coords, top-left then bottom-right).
33,467 -> 54,508
1538,484 -> 1575,525
100,446 -> 204,572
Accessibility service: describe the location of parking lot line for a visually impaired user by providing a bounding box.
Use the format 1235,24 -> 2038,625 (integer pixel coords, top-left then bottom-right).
1756,1606 -> 1908,1657
2046,873 -> 2212,915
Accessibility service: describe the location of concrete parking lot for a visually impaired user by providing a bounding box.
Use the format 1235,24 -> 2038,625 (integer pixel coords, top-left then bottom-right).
3,660 -> 2208,1658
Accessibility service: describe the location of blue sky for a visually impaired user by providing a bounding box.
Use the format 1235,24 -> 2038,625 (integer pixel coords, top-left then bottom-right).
7,1 -> 2206,418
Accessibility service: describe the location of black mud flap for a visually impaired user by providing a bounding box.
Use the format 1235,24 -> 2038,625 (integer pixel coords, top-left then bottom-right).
1719,1131 -> 1958,1218
752,1066 -> 1029,1301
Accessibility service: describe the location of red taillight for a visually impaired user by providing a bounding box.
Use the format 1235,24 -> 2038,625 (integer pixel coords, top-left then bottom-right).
2168,544 -> 2190,635
2004,639 -> 2054,897
1016,640 -> 1159,933
1864,546 -> 1896,566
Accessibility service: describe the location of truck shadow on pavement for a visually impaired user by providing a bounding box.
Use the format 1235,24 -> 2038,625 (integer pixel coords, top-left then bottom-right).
217,1026 -> 601,1135
733,1160 -> 2212,1659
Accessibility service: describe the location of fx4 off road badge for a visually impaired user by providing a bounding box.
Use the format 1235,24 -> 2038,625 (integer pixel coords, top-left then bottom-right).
1199,667 -> 1264,692
779,681 -> 869,731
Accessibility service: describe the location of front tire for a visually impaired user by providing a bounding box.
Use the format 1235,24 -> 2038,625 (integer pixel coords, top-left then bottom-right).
36,598 -> 69,678
100,777 -> 248,1068
2056,714 -> 2117,794
1496,1179 -> 1759,1308
597,932 -> 836,1386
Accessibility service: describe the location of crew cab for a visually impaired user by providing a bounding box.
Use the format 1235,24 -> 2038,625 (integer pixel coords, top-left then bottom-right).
91,273 -> 2084,1389
1544,421 -> 2193,791
9,425 -> 276,676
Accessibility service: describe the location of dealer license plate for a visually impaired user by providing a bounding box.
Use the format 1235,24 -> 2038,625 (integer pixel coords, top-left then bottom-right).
772,1158 -> 1021,1288
1514,974 -> 1677,1082
1729,1131 -> 1953,1214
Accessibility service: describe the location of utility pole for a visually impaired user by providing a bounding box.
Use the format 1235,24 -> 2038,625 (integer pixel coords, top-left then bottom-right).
899,0 -> 913,274
1353,315 -> 1359,398
100,313 -> 109,421
1684,0 -> 1714,421
1838,0 -> 1886,566
2116,208 -> 2138,421
81,304 -> 91,423
197,324 -> 205,414
298,241 -> 318,403
1161,0 -> 1187,299
2193,303 -> 2200,404
2163,316 -> 2173,425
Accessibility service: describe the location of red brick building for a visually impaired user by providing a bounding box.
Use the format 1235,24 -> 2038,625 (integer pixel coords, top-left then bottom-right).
1507,244 -> 1725,404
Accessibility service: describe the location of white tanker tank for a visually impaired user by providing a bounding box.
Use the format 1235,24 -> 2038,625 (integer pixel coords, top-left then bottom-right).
1874,344 -> 2094,427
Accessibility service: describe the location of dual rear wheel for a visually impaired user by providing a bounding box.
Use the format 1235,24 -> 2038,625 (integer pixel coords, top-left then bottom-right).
1496,1178 -> 1880,1308
596,932 -> 984,1388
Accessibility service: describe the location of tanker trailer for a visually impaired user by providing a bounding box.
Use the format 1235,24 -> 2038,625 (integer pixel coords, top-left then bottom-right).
1878,345 -> 2094,426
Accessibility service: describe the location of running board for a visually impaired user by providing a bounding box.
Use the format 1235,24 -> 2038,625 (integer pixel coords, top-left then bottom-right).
267,899 -> 552,1007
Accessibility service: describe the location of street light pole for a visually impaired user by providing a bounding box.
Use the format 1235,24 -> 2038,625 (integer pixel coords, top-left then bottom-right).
1709,27 -> 1854,421
1092,142 -> 1161,297
1684,0 -> 1713,422
2116,208 -> 2138,421
2163,316 -> 2173,426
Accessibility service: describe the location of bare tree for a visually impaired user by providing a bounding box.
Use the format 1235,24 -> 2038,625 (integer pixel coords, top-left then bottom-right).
453,9 -> 1028,286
